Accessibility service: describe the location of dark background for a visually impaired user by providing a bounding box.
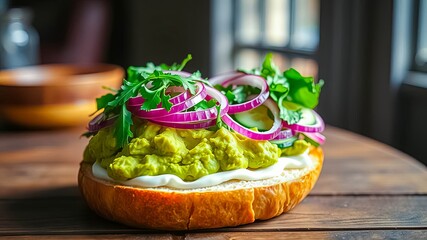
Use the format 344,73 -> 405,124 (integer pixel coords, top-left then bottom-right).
5,0 -> 427,165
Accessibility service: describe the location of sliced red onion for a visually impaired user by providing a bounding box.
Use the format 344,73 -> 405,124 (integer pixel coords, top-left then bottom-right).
221,75 -> 269,114
282,110 -> 325,133
149,119 -> 217,129
88,112 -> 117,132
302,132 -> 326,145
154,86 -> 229,123
130,82 -> 206,118
271,128 -> 294,141
221,98 -> 282,140
164,70 -> 192,77
208,71 -> 245,86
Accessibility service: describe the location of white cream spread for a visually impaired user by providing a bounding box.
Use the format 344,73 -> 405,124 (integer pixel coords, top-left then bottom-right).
92,151 -> 313,189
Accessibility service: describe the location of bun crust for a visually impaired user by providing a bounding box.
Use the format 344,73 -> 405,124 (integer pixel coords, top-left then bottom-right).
78,147 -> 323,230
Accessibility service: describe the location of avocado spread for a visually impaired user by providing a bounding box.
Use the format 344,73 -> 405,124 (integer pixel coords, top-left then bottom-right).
84,121 -> 281,181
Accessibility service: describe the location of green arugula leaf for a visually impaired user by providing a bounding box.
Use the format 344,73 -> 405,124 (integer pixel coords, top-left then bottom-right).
160,54 -> 192,71
108,79 -> 143,107
96,93 -> 115,111
140,85 -> 162,111
114,104 -> 134,147
176,54 -> 192,71
89,55 -> 205,148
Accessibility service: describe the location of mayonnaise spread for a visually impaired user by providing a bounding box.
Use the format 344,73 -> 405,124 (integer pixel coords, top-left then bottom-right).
92,150 -> 313,189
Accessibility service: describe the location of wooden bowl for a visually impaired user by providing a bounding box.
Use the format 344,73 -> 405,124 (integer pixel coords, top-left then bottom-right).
0,64 -> 124,128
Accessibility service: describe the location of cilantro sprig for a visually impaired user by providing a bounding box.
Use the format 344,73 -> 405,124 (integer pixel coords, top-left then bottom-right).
239,53 -> 324,124
94,54 -> 206,148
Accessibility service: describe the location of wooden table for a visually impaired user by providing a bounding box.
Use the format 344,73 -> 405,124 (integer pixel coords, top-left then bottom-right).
0,125 -> 426,239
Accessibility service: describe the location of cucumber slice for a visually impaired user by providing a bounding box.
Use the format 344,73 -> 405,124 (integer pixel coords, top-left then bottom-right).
298,108 -> 317,125
282,101 -> 317,126
233,105 -> 273,131
270,136 -> 298,149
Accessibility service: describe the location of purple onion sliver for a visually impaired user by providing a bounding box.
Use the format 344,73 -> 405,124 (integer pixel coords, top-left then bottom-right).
302,132 -> 326,145
222,75 -> 270,114
208,71 -> 245,86
271,128 -> 294,141
153,86 -> 229,123
87,113 -> 117,132
149,119 -> 217,129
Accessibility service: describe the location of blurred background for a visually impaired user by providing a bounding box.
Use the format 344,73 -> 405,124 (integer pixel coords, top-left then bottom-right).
0,0 -> 426,165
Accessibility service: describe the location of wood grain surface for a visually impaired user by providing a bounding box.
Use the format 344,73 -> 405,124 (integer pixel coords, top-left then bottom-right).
0,125 -> 426,239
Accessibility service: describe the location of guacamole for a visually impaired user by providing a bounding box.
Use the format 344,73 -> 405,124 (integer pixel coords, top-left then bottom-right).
84,121 -> 281,181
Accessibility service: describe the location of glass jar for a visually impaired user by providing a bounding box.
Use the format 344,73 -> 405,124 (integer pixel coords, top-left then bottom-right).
0,8 -> 39,69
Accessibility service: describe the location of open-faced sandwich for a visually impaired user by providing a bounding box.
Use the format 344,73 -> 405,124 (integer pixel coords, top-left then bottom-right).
79,53 -> 325,230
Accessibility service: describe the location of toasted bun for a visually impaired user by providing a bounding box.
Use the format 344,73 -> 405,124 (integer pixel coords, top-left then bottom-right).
78,147 -> 323,230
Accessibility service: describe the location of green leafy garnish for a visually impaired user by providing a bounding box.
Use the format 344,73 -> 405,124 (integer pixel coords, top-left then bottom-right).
239,53 -> 324,124
96,93 -> 115,110
214,85 -> 260,104
114,104 -> 134,148
188,99 -> 217,111
94,54 -> 205,148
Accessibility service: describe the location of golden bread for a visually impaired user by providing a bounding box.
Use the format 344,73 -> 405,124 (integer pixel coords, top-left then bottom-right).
78,147 -> 323,230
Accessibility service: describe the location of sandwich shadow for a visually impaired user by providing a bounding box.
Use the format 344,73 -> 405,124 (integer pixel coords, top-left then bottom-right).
1,186 -> 155,235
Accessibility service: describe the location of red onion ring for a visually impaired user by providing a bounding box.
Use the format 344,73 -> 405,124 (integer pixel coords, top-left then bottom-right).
208,71 -> 245,86
271,128 -> 294,141
282,109 -> 325,133
219,74 -> 269,114
153,86 -> 229,123
87,112 -> 117,132
164,70 -> 192,77
221,98 -> 282,140
130,82 -> 207,118
149,119 -> 217,129
302,132 -> 326,145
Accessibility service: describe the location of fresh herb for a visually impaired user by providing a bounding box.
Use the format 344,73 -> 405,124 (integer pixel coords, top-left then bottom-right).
214,85 -> 260,104
215,105 -> 231,130
240,53 -> 324,124
187,99 -> 217,111
94,54 -> 205,148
